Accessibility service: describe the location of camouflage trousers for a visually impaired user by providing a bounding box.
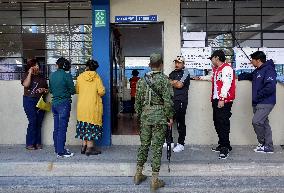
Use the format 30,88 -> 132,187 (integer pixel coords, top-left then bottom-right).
136,124 -> 166,172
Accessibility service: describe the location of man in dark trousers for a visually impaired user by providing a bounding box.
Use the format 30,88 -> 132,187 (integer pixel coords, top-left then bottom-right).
168,56 -> 190,153
209,50 -> 236,159
238,51 -> 276,153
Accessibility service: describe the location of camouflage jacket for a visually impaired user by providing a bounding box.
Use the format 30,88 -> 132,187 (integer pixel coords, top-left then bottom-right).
135,71 -> 174,125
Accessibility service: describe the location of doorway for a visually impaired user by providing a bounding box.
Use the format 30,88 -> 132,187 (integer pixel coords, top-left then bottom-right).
111,22 -> 164,135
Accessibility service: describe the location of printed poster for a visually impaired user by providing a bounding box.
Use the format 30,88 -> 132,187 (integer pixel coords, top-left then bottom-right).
181,47 -> 212,69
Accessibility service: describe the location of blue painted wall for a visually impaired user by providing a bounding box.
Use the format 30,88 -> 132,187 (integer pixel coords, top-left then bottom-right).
92,0 -> 111,146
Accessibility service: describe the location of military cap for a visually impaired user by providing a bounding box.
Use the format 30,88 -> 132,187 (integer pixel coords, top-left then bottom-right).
149,53 -> 162,65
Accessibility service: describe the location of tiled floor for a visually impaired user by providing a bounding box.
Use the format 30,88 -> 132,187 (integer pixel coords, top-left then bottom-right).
113,113 -> 139,135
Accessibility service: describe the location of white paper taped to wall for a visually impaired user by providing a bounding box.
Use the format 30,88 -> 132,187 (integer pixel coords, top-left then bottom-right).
181,47 -> 212,69
234,47 -> 284,70
234,47 -> 257,70
183,32 -> 206,41
180,46 -> 284,70
182,32 -> 206,47
260,48 -> 284,64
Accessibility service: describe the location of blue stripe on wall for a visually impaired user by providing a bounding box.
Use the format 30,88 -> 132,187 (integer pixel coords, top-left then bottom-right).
92,0 -> 111,146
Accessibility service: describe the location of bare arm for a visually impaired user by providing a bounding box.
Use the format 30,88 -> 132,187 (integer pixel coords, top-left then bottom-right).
194,74 -> 212,81
22,68 -> 33,88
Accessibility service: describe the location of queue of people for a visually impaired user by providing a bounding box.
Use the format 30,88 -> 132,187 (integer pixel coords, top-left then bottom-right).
21,50 -> 278,190
22,58 -> 105,158
193,50 -> 276,158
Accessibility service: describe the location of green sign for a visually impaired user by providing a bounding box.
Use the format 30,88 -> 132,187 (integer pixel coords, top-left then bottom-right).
95,10 -> 106,27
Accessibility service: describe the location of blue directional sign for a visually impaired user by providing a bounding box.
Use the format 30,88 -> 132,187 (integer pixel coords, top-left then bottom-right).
115,16 -> 136,22
115,15 -> 158,23
137,15 -> 157,22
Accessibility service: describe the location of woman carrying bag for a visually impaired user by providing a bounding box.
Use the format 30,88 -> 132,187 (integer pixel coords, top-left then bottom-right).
21,59 -> 48,150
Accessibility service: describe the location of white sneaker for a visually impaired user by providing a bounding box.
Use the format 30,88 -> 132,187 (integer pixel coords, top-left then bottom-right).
173,143 -> 184,152
254,143 -> 263,152
57,151 -> 74,158
163,142 -> 174,148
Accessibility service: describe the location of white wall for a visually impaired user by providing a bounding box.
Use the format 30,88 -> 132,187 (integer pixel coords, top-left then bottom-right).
1,80 -> 284,146
110,0 -> 180,75
0,81 -> 81,145
187,81 -> 284,145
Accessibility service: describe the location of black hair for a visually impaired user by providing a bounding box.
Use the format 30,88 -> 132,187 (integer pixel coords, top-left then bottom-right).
86,59 -> 99,71
210,50 -> 226,62
132,69 -> 139,76
25,58 -> 39,72
250,51 -> 266,63
56,57 -> 71,71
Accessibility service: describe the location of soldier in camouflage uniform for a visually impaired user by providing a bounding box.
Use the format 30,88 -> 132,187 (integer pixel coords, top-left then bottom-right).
133,53 -> 174,191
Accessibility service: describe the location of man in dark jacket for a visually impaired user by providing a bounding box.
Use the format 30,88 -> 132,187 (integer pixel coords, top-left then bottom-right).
168,56 -> 190,153
238,51 -> 276,153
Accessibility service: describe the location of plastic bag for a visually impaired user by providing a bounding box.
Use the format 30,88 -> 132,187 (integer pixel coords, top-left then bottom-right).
36,96 -> 51,112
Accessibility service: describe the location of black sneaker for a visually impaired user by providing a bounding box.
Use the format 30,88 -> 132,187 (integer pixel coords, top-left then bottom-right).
57,150 -> 74,158
211,145 -> 222,152
219,147 -> 229,159
212,145 -> 232,152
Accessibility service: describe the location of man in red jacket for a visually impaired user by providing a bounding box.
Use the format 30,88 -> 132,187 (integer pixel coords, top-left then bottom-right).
209,50 -> 236,159
129,69 -> 140,117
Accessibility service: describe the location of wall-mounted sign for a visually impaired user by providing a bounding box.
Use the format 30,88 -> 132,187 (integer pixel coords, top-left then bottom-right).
234,47 -> 257,70
115,15 -> 158,23
260,48 -> 284,65
95,10 -> 106,27
181,47 -> 212,69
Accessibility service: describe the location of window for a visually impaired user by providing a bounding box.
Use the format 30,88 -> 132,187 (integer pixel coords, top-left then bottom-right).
0,1 -> 92,80
181,0 -> 284,75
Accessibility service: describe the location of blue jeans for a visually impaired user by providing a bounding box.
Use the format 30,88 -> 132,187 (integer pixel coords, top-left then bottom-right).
52,100 -> 71,154
23,96 -> 45,147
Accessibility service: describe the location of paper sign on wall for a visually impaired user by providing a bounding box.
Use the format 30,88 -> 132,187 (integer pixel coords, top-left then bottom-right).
260,48 -> 284,64
234,47 -> 257,70
181,47 -> 212,69
182,32 -> 206,47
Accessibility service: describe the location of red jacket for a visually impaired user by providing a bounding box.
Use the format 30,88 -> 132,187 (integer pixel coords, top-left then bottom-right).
211,63 -> 236,103
130,76 -> 140,97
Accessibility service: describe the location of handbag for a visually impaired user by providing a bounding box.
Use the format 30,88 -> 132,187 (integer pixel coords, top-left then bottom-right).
36,95 -> 51,112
